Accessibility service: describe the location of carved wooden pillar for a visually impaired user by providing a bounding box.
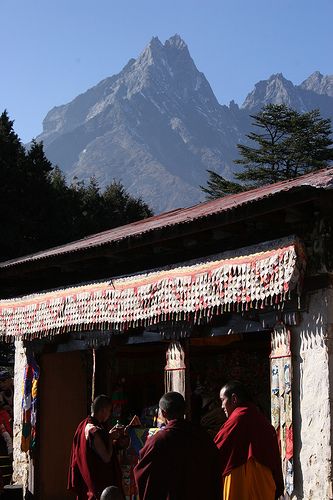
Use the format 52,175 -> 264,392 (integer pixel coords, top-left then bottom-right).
164,341 -> 186,398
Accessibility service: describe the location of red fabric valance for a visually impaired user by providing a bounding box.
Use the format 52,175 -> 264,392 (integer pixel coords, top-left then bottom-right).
0,237 -> 305,340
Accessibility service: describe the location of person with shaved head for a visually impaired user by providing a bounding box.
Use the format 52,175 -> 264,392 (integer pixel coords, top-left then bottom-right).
68,395 -> 124,499
214,381 -> 284,500
134,391 -> 220,500
100,486 -> 123,500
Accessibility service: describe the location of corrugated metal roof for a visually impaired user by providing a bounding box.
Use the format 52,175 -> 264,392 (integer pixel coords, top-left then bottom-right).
1,168 -> 332,269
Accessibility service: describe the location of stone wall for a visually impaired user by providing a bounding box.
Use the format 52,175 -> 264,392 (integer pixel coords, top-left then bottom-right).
12,340 -> 32,492
292,288 -> 333,499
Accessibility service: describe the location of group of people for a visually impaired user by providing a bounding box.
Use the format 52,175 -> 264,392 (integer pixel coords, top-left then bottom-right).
68,381 -> 284,499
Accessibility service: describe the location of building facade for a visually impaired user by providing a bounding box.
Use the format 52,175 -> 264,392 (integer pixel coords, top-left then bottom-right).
1,169 -> 333,499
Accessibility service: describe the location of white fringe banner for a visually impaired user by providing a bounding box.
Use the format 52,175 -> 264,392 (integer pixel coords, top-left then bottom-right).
0,237 -> 305,340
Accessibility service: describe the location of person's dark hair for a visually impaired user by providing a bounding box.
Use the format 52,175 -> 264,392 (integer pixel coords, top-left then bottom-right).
91,394 -> 111,415
159,392 -> 185,420
0,371 -> 11,381
100,486 -> 123,500
222,380 -> 251,404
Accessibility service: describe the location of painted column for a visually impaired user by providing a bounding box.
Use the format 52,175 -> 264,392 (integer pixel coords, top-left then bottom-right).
271,324 -> 293,496
164,341 -> 186,397
12,340 -> 32,491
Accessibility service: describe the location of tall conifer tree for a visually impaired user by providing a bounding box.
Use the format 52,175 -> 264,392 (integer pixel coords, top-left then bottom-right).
0,111 -> 153,259
202,104 -> 333,199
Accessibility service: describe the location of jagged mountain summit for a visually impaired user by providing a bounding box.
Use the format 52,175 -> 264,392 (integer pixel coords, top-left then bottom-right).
300,71 -> 333,97
38,35 -> 244,213
242,73 -> 306,111
242,72 -> 333,117
37,35 -> 333,213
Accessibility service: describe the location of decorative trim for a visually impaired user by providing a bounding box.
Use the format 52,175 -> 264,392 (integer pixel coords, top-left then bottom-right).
165,342 -> 186,398
0,237 -> 305,340
271,324 -> 294,496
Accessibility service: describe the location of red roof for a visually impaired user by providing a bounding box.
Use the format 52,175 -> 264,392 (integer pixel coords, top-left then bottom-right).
1,168 -> 332,269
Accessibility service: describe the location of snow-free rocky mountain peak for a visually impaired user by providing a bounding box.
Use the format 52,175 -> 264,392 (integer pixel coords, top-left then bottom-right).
37,35 -> 333,213
300,71 -> 333,97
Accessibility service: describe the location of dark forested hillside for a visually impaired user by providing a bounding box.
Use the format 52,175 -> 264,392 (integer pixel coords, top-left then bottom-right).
0,111 -> 152,261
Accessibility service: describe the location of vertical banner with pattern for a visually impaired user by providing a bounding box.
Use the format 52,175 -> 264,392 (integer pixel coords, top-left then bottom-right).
164,341 -> 186,398
271,323 -> 293,497
21,355 -> 40,453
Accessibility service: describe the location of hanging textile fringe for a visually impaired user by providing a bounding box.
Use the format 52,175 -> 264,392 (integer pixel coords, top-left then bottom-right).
0,237 -> 305,340
21,356 -> 40,453
164,342 -> 186,398
270,324 -> 293,498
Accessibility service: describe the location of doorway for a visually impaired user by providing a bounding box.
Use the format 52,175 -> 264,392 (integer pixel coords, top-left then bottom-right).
36,350 -> 88,499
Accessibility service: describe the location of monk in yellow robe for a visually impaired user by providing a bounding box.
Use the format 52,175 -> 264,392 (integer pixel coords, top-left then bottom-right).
214,381 -> 284,500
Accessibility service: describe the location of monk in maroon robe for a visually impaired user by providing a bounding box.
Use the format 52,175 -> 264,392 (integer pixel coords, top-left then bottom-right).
134,391 -> 220,500
214,381 -> 284,500
68,395 -> 124,500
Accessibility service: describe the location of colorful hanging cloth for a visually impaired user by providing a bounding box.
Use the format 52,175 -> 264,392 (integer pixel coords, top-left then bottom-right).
0,236 -> 306,340
270,324 -> 293,497
21,357 -> 40,453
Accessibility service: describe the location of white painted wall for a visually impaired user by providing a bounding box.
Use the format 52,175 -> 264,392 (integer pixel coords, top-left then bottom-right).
292,288 -> 333,499
12,340 -> 32,492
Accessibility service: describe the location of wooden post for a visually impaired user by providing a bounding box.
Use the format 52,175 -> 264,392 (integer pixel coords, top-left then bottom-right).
184,338 -> 191,420
164,341 -> 186,397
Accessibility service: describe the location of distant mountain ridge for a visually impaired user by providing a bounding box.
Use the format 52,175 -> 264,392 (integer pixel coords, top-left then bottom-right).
242,72 -> 333,116
36,35 -> 333,213
299,71 -> 333,97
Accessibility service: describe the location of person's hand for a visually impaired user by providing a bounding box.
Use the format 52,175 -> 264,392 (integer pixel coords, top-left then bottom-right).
123,425 -> 130,436
117,431 -> 130,449
108,426 -> 121,440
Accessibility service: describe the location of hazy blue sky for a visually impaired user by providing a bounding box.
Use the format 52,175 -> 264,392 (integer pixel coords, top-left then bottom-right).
1,0 -> 332,142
